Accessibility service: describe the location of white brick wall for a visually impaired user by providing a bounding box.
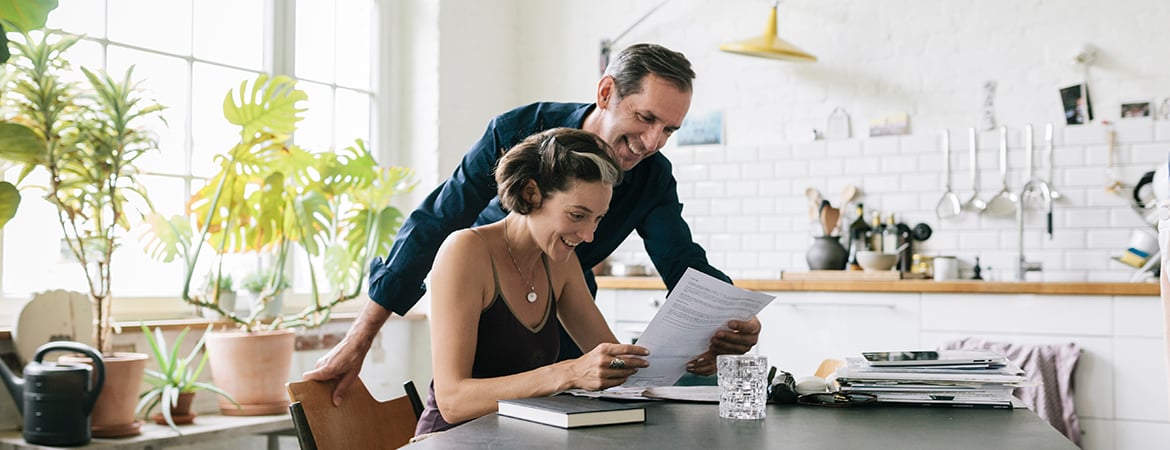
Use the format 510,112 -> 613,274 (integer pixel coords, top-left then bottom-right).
610,122 -> 1167,282
490,0 -> 1170,282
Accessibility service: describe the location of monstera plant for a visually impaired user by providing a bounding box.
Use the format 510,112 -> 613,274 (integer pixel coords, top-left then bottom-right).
141,73 -> 415,332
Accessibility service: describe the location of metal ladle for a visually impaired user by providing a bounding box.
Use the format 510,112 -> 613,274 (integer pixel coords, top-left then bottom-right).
935,130 -> 962,219
1045,123 -> 1062,200
984,126 -> 1019,216
962,128 -> 987,214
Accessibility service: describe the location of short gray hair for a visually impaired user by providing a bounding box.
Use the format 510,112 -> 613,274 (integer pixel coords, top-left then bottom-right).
604,43 -> 695,99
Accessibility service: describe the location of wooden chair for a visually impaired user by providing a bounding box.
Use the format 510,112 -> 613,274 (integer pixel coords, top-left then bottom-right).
287,378 -> 424,450
814,358 -> 846,378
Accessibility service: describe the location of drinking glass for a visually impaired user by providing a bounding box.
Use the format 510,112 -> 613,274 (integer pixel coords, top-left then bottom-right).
717,354 -> 768,419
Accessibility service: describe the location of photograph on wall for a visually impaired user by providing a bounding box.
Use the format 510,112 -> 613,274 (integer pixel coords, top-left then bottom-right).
676,110 -> 723,146
1121,101 -> 1151,118
869,112 -> 911,137
1059,84 -> 1093,125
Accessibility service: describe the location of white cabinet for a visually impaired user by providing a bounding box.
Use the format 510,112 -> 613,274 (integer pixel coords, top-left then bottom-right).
757,292 -> 920,377
595,288 -> 666,345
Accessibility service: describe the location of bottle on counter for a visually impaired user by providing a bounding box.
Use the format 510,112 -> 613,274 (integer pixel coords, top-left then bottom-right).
846,204 -> 871,270
867,212 -> 884,252
881,213 -> 898,254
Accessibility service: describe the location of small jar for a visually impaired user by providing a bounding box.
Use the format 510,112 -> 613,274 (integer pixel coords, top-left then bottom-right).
933,256 -> 959,281
911,254 -> 933,277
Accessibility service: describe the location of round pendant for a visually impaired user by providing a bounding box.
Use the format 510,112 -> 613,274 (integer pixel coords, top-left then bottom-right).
526,291 -> 537,303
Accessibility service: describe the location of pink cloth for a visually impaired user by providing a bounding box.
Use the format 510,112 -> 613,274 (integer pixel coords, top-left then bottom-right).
939,338 -> 1081,447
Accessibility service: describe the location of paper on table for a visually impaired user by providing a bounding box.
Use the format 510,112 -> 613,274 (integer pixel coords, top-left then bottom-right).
619,268 -> 775,388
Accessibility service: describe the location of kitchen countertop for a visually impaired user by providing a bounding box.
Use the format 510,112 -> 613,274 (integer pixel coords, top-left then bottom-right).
596,276 -> 1161,296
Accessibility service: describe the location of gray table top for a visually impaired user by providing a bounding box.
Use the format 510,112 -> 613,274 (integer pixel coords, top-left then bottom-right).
405,401 -> 1078,449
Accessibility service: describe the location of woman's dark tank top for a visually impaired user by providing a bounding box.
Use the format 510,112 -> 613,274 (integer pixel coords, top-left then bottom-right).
415,229 -> 560,435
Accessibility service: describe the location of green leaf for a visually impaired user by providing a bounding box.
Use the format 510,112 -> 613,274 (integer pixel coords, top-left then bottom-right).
0,0 -> 58,32
0,182 -> 19,229
223,74 -> 306,142
0,122 -> 46,166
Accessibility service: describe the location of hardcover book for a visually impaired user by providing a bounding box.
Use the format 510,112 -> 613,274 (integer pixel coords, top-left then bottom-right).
497,395 -> 645,429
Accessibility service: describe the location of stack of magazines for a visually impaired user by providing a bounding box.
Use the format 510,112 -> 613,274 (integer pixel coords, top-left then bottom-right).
834,350 -> 1029,408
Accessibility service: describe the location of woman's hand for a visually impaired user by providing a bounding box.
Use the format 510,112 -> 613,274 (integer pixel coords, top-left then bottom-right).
568,342 -> 649,391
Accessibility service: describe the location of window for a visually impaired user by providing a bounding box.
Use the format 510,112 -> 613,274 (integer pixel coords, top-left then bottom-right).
1,0 -> 379,315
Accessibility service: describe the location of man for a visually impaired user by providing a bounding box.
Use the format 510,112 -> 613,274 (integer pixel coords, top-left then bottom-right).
304,43 -> 762,405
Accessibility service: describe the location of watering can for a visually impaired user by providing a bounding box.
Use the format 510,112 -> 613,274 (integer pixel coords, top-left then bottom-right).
0,341 -> 104,446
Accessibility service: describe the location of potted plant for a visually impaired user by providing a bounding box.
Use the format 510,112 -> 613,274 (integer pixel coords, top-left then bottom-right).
141,74 -> 414,415
0,30 -> 163,437
238,266 -> 290,320
137,324 -> 237,433
200,273 -> 236,319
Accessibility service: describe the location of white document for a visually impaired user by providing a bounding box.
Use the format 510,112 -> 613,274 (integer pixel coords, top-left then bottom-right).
619,268 -> 775,388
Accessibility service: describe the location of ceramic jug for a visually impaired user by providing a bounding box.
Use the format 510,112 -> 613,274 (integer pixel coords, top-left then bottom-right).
0,341 -> 105,446
806,236 -> 848,270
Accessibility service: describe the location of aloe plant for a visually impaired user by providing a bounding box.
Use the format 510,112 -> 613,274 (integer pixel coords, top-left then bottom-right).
136,324 -> 237,433
141,74 -> 414,331
0,30 -> 164,353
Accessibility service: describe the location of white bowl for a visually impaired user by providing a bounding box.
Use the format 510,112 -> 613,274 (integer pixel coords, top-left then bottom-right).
857,251 -> 898,271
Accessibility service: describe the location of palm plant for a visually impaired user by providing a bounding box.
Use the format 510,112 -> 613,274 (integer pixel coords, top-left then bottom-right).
0,30 -> 164,353
141,74 -> 414,331
137,324 -> 237,433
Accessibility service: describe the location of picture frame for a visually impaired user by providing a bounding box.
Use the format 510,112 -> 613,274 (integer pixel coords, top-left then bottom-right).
1120,100 -> 1152,119
1059,84 -> 1093,125
869,112 -> 911,137
676,110 -> 723,146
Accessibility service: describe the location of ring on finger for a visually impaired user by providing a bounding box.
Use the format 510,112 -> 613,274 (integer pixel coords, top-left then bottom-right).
608,357 -> 627,369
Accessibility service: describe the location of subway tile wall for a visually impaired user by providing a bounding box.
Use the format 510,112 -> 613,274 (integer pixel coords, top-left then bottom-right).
610,120 -> 1170,282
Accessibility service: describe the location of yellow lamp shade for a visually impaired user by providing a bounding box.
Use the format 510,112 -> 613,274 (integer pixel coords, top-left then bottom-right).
720,5 -> 816,62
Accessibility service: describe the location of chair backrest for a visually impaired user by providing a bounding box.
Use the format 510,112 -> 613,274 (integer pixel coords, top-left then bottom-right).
814,358 -> 846,379
287,378 -> 421,450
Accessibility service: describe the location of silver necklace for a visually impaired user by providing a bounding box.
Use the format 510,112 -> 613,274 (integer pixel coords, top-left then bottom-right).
503,219 -> 539,303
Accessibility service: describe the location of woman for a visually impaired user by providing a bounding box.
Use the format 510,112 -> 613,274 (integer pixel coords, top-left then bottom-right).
415,127 -> 650,434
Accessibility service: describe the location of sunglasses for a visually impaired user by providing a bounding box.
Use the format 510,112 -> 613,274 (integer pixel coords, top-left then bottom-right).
796,392 -> 878,408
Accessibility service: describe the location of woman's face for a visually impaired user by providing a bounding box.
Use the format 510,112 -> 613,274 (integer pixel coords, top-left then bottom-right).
529,179 -> 612,262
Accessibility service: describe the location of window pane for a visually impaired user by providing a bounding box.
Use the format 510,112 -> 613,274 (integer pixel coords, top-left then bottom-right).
46,0 -> 106,38
295,0 -> 335,84
2,167 -> 89,297
335,88 -> 370,151
191,63 -> 258,177
335,0 -> 371,90
193,0 -> 264,70
59,39 -> 104,83
108,0 -> 192,55
297,81 -> 333,151
108,47 -> 189,175
114,175 -> 184,296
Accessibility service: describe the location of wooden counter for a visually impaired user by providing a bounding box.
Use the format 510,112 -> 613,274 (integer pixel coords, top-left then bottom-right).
595,276 -> 1161,296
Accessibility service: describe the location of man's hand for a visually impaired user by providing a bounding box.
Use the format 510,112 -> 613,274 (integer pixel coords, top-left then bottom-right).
685,316 -> 762,376
302,300 -> 392,406
302,334 -> 372,407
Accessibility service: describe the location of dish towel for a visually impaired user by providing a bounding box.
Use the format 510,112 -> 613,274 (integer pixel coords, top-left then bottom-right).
939,338 -> 1082,447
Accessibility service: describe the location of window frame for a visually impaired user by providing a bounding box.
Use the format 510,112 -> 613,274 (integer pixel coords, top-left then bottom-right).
0,0 -> 386,323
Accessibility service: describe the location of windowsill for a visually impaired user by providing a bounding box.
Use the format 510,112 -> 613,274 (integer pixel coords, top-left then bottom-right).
0,309 -> 426,341
0,412 -> 293,449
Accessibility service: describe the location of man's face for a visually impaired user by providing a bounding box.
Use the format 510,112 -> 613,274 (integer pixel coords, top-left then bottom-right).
594,74 -> 691,171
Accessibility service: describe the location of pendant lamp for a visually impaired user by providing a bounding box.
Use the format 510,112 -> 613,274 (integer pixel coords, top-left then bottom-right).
719,1 -> 816,62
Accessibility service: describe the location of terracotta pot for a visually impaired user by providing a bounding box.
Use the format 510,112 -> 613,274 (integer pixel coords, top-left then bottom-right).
151,392 -> 196,425
205,329 -> 295,416
58,352 -> 148,438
